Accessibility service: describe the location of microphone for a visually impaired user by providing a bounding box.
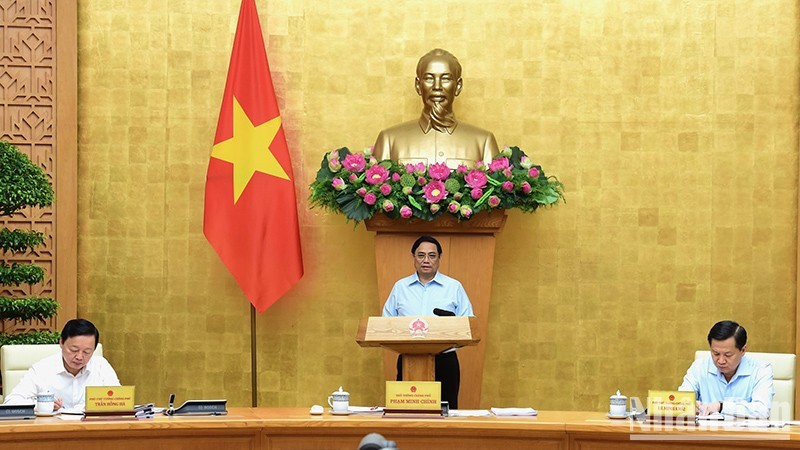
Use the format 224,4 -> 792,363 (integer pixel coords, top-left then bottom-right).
167,393 -> 175,415
433,308 -> 455,317
358,433 -> 397,450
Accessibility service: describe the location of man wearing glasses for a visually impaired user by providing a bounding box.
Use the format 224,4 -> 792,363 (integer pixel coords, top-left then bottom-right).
381,235 -> 474,409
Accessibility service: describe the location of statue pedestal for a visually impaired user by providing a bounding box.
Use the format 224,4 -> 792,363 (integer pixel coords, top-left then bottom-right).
365,210 -> 507,409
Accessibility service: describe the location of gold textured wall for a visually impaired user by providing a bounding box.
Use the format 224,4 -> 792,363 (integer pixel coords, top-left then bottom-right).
77,0 -> 799,411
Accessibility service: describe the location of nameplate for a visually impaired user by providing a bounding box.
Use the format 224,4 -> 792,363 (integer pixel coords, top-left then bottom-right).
0,404 -> 35,420
647,390 -> 696,420
171,399 -> 228,416
385,381 -> 441,411
86,386 -> 135,414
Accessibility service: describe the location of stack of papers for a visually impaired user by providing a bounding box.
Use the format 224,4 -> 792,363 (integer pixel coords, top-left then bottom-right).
348,406 -> 384,415
697,413 -> 725,420
447,409 -> 493,417
734,420 -> 786,428
491,407 -> 538,416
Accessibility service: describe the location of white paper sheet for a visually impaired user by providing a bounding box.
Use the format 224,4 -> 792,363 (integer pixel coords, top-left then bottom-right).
491,407 -> 538,416
447,409 -> 493,417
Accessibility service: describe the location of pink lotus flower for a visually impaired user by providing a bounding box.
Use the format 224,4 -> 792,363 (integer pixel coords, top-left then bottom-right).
465,170 -> 488,188
406,162 -> 425,175
365,165 -> 389,185
391,173 -> 401,182
380,183 -> 392,195
356,187 -> 366,197
521,181 -> 532,194
402,186 -> 413,195
368,156 -> 378,166
349,173 -> 358,182
364,146 -> 374,156
417,176 -> 427,186
364,193 -> 377,205
503,168 -> 513,178
427,162 -> 450,180
528,167 -> 540,178
331,177 -> 346,191
475,161 -> 486,170
448,201 -> 460,213
459,205 -> 473,218
400,205 -> 413,218
487,195 -> 501,208
327,150 -> 340,162
520,155 -> 533,169
423,181 -> 447,203
471,188 -> 483,200
382,200 -> 394,212
489,157 -> 509,173
430,203 -> 441,213
328,159 -> 342,172
456,164 -> 469,175
343,153 -> 366,173
502,181 -> 514,192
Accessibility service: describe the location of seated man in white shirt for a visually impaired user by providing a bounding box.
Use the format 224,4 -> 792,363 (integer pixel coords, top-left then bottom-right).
3,318 -> 120,410
678,320 -> 774,418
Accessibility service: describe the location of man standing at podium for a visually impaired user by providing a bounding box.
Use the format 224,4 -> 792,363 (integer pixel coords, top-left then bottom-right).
381,235 -> 473,409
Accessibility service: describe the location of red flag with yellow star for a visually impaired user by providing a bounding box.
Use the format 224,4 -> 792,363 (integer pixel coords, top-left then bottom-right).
204,0 -> 303,313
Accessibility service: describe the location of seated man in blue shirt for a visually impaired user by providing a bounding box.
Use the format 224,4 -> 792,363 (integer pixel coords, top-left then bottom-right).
678,320 -> 774,418
382,235 -> 473,409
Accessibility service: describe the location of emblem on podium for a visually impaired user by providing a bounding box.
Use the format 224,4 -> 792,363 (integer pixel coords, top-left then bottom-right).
408,318 -> 429,337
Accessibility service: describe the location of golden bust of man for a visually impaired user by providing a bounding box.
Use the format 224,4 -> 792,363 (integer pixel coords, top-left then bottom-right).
373,49 -> 499,169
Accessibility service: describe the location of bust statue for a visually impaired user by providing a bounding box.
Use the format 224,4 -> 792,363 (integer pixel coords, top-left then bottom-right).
373,49 -> 499,169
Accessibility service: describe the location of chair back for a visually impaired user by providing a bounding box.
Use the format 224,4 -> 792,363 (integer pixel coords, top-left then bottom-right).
694,350 -> 795,420
1,343 -> 103,401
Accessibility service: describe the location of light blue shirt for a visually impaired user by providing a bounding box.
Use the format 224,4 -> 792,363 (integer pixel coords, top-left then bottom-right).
678,355 -> 774,418
382,271 -> 473,318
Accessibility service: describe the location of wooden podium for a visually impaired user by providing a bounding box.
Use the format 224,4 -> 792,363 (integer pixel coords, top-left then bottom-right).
364,210 -> 506,408
356,316 -> 481,381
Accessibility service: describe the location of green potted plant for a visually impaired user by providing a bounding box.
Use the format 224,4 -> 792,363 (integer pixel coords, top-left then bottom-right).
0,141 -> 60,346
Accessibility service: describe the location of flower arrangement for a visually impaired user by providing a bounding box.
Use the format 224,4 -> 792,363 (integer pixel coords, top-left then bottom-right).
309,146 -> 564,222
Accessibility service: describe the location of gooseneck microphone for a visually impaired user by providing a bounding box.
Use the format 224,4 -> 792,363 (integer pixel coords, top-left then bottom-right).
167,393 -> 176,415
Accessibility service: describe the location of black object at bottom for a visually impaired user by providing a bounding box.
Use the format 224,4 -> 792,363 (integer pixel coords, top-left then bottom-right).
168,399 -> 228,416
396,351 -> 460,409
0,404 -> 35,420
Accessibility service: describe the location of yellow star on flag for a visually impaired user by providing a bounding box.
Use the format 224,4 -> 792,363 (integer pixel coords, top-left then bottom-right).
211,97 -> 289,203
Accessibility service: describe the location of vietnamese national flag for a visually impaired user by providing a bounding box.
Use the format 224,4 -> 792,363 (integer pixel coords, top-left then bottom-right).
204,0 -> 303,313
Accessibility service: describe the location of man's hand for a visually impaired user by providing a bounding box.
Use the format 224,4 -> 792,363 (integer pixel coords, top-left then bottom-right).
54,398 -> 63,410
697,401 -> 721,416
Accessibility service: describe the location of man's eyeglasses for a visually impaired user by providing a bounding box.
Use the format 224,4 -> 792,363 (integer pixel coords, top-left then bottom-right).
415,253 -> 439,261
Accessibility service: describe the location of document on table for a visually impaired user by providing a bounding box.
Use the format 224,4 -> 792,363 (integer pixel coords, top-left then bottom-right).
447,409 -> 493,417
734,420 -> 787,428
697,413 -> 725,420
348,406 -> 384,415
491,407 -> 538,416
58,413 -> 85,421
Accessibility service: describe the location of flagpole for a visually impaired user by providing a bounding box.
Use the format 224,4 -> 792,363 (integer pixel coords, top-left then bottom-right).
251,304 -> 258,407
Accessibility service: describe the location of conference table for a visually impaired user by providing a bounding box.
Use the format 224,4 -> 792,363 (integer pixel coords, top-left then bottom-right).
1,408 -> 799,450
